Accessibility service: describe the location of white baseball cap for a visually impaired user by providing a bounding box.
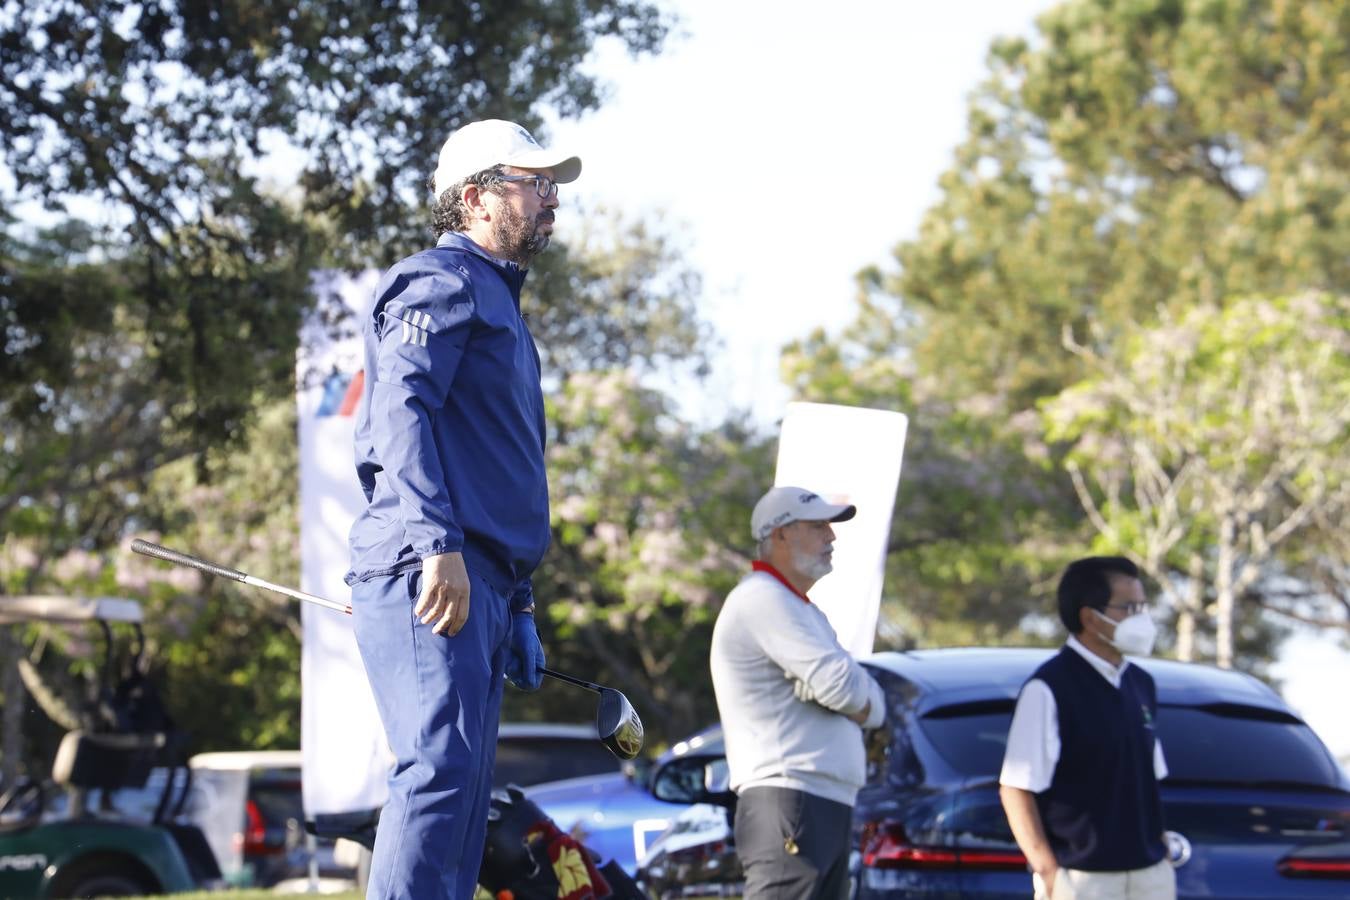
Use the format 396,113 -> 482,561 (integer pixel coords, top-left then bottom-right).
432,119 -> 582,198
751,486 -> 857,541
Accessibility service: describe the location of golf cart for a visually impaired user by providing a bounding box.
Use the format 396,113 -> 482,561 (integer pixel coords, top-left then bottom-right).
0,595 -> 221,897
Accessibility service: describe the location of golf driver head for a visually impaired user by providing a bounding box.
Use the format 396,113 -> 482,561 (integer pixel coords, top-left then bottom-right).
596,687 -> 644,760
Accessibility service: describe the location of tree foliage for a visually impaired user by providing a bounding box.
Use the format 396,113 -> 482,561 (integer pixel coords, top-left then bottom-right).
1,207 -> 743,774
1,0 -> 675,779
1044,293 -> 1349,668
784,0 -> 1348,651
503,371 -> 770,743
527,208 -> 711,382
1,0 -> 669,260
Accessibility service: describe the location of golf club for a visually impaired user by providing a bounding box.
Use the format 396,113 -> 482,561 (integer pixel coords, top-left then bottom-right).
538,668 -> 645,762
130,539 -> 645,759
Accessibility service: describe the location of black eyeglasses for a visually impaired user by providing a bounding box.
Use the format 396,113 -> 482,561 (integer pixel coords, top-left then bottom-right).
495,173 -> 557,200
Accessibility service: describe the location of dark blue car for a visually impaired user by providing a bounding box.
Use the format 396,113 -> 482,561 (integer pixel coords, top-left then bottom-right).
640,648 -> 1350,899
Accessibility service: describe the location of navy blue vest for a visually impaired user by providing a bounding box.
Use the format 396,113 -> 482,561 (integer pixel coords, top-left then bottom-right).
1031,647 -> 1166,871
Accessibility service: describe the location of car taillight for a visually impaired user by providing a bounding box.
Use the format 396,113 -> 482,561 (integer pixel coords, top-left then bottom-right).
242,798 -> 284,857
1278,856 -> 1350,879
860,820 -> 1027,871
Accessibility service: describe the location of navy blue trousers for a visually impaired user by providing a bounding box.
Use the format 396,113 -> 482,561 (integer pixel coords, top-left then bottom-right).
351,567 -> 511,900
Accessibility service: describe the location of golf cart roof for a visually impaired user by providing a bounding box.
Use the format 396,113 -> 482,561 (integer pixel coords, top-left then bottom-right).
190,750 -> 303,771
0,595 -> 144,626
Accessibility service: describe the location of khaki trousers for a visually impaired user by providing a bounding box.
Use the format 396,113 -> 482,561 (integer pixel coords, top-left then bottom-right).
1033,859 -> 1176,900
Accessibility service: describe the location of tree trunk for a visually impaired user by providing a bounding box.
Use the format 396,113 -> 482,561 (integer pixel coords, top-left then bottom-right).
1174,554 -> 1205,662
1175,604 -> 1195,662
1215,515 -> 1237,669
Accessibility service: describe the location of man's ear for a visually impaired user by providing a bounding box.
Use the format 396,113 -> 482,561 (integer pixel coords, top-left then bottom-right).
1076,604 -> 1095,635
461,183 -> 491,222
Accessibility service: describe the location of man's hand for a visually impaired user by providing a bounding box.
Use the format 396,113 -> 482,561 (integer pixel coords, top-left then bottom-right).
1000,784 -> 1060,898
1040,865 -> 1060,898
790,676 -> 873,726
416,552 -> 470,636
504,611 -> 545,691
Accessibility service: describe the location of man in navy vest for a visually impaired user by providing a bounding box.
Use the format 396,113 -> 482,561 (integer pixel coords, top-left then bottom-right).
999,557 -> 1175,900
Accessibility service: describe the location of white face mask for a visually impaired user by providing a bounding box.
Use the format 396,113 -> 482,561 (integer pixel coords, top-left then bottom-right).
1093,609 -> 1157,656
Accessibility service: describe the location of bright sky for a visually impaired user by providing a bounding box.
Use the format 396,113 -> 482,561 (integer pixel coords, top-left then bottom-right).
545,0 -> 1350,770
547,0 -> 1057,425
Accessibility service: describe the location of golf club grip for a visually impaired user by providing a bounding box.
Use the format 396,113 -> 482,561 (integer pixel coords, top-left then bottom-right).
130,539 -> 248,583
539,667 -> 601,694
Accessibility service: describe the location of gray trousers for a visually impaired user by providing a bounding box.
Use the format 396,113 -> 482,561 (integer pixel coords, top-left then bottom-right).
733,786 -> 853,900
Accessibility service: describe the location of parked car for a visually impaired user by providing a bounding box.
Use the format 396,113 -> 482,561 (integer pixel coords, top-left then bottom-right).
640,648 -> 1350,899
525,764 -> 670,874
525,726 -> 724,875
496,723 -> 661,874
325,722 -> 636,892
187,750 -> 351,888
494,723 -> 628,788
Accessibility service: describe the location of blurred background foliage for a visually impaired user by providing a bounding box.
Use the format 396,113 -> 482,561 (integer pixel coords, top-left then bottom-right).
3,0 -> 1346,781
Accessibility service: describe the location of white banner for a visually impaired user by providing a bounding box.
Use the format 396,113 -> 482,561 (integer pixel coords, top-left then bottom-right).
774,402 -> 908,657
297,270 -> 390,818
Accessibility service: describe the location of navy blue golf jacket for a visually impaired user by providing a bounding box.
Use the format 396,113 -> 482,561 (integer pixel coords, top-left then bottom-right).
345,232 -> 549,612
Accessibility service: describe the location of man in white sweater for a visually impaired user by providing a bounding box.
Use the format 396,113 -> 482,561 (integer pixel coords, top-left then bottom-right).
710,485 -> 886,900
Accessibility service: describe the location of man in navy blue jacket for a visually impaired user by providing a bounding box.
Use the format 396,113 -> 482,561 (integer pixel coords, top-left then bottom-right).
999,557 -> 1176,900
345,119 -> 580,900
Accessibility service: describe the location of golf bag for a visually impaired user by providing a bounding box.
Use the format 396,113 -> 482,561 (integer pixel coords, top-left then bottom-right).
479,786 -> 648,900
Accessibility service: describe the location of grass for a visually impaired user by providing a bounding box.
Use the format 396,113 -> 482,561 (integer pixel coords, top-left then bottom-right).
125,893 -> 363,899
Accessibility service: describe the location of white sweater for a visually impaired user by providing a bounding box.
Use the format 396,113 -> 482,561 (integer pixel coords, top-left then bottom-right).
709,569 -> 886,807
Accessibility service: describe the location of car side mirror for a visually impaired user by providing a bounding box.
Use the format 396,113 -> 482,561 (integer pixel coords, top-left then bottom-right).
649,753 -> 734,807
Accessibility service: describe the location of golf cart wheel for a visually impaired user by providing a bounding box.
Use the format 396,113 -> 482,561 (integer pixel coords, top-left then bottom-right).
48,856 -> 157,898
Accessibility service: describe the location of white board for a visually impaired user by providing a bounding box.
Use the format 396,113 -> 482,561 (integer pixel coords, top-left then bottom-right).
774,402 -> 908,657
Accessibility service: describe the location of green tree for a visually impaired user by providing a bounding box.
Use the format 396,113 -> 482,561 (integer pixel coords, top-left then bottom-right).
2,208 -> 734,773
2,1 -> 669,262
1,0 -> 673,780
527,207 -> 711,381
785,0 -> 1349,646
509,370 -> 770,745
1044,293 -> 1349,668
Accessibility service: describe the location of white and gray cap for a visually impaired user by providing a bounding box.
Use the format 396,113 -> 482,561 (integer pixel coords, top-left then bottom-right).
751,486 -> 856,541
432,119 -> 582,198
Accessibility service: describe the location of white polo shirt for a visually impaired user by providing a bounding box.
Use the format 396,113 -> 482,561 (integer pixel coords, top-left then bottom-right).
1000,635 -> 1167,793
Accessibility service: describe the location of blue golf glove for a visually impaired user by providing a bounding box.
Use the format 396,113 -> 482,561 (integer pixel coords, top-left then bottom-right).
504,611 -> 545,691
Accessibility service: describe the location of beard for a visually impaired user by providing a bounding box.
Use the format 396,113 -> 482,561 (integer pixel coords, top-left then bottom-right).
792,548 -> 833,581
492,202 -> 553,265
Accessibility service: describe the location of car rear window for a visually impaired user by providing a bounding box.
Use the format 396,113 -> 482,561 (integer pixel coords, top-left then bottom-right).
917,700 -> 1015,776
250,778 -> 304,826
493,737 -> 619,787
1156,704 -> 1345,789
914,699 -> 1345,791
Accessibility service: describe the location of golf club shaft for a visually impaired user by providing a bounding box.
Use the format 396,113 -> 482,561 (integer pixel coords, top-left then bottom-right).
133,540 -> 617,699
539,667 -> 602,694
130,539 -> 352,616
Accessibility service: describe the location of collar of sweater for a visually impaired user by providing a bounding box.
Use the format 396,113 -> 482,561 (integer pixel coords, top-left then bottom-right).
751,560 -> 811,604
